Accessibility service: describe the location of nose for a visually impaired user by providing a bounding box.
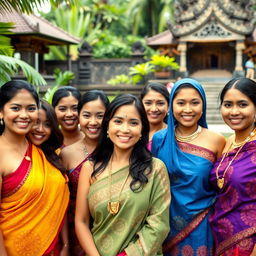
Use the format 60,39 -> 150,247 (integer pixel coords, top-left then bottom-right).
89,116 -> 97,125
230,106 -> 240,115
120,122 -> 130,132
35,121 -> 44,132
151,103 -> 158,112
66,108 -> 73,117
184,103 -> 192,113
19,109 -> 29,118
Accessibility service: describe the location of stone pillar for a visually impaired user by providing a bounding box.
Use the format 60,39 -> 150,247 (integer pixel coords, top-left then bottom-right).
77,42 -> 93,85
131,41 -> 145,66
67,45 -> 72,71
177,41 -> 188,77
233,40 -> 245,77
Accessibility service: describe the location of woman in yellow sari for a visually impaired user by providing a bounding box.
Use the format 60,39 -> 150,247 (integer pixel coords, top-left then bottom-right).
0,80 -> 69,256
75,94 -> 171,256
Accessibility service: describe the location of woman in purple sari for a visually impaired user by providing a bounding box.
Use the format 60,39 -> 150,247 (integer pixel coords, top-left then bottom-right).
209,77 -> 256,255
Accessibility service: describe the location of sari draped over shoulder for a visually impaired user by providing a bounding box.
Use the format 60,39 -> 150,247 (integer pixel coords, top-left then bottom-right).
68,155 -> 90,256
152,78 -> 217,255
0,143 -> 69,256
88,157 -> 171,256
209,140 -> 256,256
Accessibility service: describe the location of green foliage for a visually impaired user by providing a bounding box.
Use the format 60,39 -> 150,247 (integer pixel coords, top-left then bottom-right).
107,74 -> 131,86
0,55 -> 46,86
149,54 -> 180,71
93,32 -> 131,58
43,68 -> 75,103
0,22 -> 14,56
107,53 -> 179,86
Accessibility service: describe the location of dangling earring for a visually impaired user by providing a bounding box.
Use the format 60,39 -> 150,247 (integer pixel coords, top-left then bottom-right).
0,118 -> 3,126
107,130 -> 109,138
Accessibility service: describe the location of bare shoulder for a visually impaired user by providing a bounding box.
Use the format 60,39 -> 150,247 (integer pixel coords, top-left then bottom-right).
202,129 -> 226,144
61,140 -> 81,156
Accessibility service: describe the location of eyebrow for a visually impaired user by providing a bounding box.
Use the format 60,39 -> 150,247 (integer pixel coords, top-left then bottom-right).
113,115 -> 139,121
10,103 -> 37,106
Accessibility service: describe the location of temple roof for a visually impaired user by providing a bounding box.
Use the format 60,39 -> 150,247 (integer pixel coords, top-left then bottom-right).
146,30 -> 175,46
0,9 -> 80,45
170,0 -> 255,37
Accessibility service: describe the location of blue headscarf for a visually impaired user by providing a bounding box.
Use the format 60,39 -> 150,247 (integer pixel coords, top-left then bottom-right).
152,78 -> 208,173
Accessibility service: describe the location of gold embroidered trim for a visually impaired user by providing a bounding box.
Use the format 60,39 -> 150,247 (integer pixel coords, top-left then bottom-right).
163,207 -> 210,253
216,226 -> 256,255
2,162 -> 32,198
178,142 -> 216,163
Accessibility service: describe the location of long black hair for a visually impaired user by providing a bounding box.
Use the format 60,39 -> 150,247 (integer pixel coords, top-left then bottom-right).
38,100 -> 65,174
0,80 -> 39,135
91,94 -> 152,192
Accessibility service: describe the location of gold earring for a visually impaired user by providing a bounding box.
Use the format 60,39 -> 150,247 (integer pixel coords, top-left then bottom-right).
107,131 -> 109,138
0,118 -> 3,126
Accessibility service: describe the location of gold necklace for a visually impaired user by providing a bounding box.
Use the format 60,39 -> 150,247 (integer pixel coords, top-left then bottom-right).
175,125 -> 202,142
216,127 -> 256,189
107,158 -> 130,215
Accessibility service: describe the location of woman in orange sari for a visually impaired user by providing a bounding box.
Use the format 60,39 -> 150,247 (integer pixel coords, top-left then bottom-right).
0,80 -> 69,256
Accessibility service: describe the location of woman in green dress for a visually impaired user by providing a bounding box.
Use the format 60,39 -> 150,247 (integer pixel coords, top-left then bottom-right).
75,94 -> 171,256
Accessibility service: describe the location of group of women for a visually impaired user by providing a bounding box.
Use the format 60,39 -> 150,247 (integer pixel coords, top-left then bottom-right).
0,76 -> 255,256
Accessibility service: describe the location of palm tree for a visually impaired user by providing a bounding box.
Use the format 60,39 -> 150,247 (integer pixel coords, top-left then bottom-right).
127,0 -> 174,36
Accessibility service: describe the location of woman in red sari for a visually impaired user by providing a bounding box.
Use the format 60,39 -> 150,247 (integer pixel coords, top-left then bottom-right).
61,90 -> 109,255
0,80 -> 69,256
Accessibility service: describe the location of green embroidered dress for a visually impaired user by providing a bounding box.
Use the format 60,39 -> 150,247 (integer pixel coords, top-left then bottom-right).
88,157 -> 171,256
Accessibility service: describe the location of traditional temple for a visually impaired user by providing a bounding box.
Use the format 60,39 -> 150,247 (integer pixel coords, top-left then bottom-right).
147,0 -> 255,77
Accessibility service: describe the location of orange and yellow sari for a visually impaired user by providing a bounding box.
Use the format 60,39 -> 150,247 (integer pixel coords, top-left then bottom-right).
0,143 -> 69,256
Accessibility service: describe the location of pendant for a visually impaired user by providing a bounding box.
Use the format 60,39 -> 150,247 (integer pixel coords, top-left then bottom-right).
107,201 -> 120,215
217,178 -> 224,189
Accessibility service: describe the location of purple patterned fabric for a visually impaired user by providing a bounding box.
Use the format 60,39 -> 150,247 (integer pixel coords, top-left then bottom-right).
209,140 -> 256,255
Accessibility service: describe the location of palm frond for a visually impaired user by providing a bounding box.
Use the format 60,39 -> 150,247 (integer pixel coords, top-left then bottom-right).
0,55 -> 46,86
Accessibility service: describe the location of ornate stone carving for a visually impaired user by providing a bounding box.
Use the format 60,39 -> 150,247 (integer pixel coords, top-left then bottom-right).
194,20 -> 231,38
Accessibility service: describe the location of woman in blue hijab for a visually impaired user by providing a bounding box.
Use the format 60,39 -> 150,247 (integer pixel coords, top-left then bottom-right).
152,78 -> 225,255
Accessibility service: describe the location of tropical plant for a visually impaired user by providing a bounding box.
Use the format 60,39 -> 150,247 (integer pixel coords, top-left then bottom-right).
0,55 -> 47,86
129,62 -> 154,84
149,54 -> 179,72
126,0 -> 175,36
43,68 -> 75,103
107,74 -> 131,86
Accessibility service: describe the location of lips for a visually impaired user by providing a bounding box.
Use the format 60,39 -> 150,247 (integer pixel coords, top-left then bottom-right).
181,115 -> 194,121
148,112 -> 161,119
117,135 -> 131,143
229,118 -> 243,125
15,121 -> 30,128
87,127 -> 100,134
63,119 -> 77,126
31,133 -> 45,140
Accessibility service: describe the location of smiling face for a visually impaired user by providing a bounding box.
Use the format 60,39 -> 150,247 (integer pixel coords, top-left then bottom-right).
54,95 -> 79,131
108,104 -> 142,152
142,89 -> 168,126
0,89 -> 38,136
28,109 -> 51,146
172,87 -> 203,130
79,98 -> 106,141
221,88 -> 256,132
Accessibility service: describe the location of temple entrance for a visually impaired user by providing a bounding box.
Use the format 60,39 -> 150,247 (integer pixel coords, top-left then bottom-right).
187,42 -> 235,74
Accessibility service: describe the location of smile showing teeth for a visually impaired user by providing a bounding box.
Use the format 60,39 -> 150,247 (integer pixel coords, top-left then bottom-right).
229,118 -> 242,124
15,121 -> 29,128
182,115 -> 194,121
33,134 -> 44,139
88,127 -> 99,133
118,135 -> 130,142
64,119 -> 76,125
